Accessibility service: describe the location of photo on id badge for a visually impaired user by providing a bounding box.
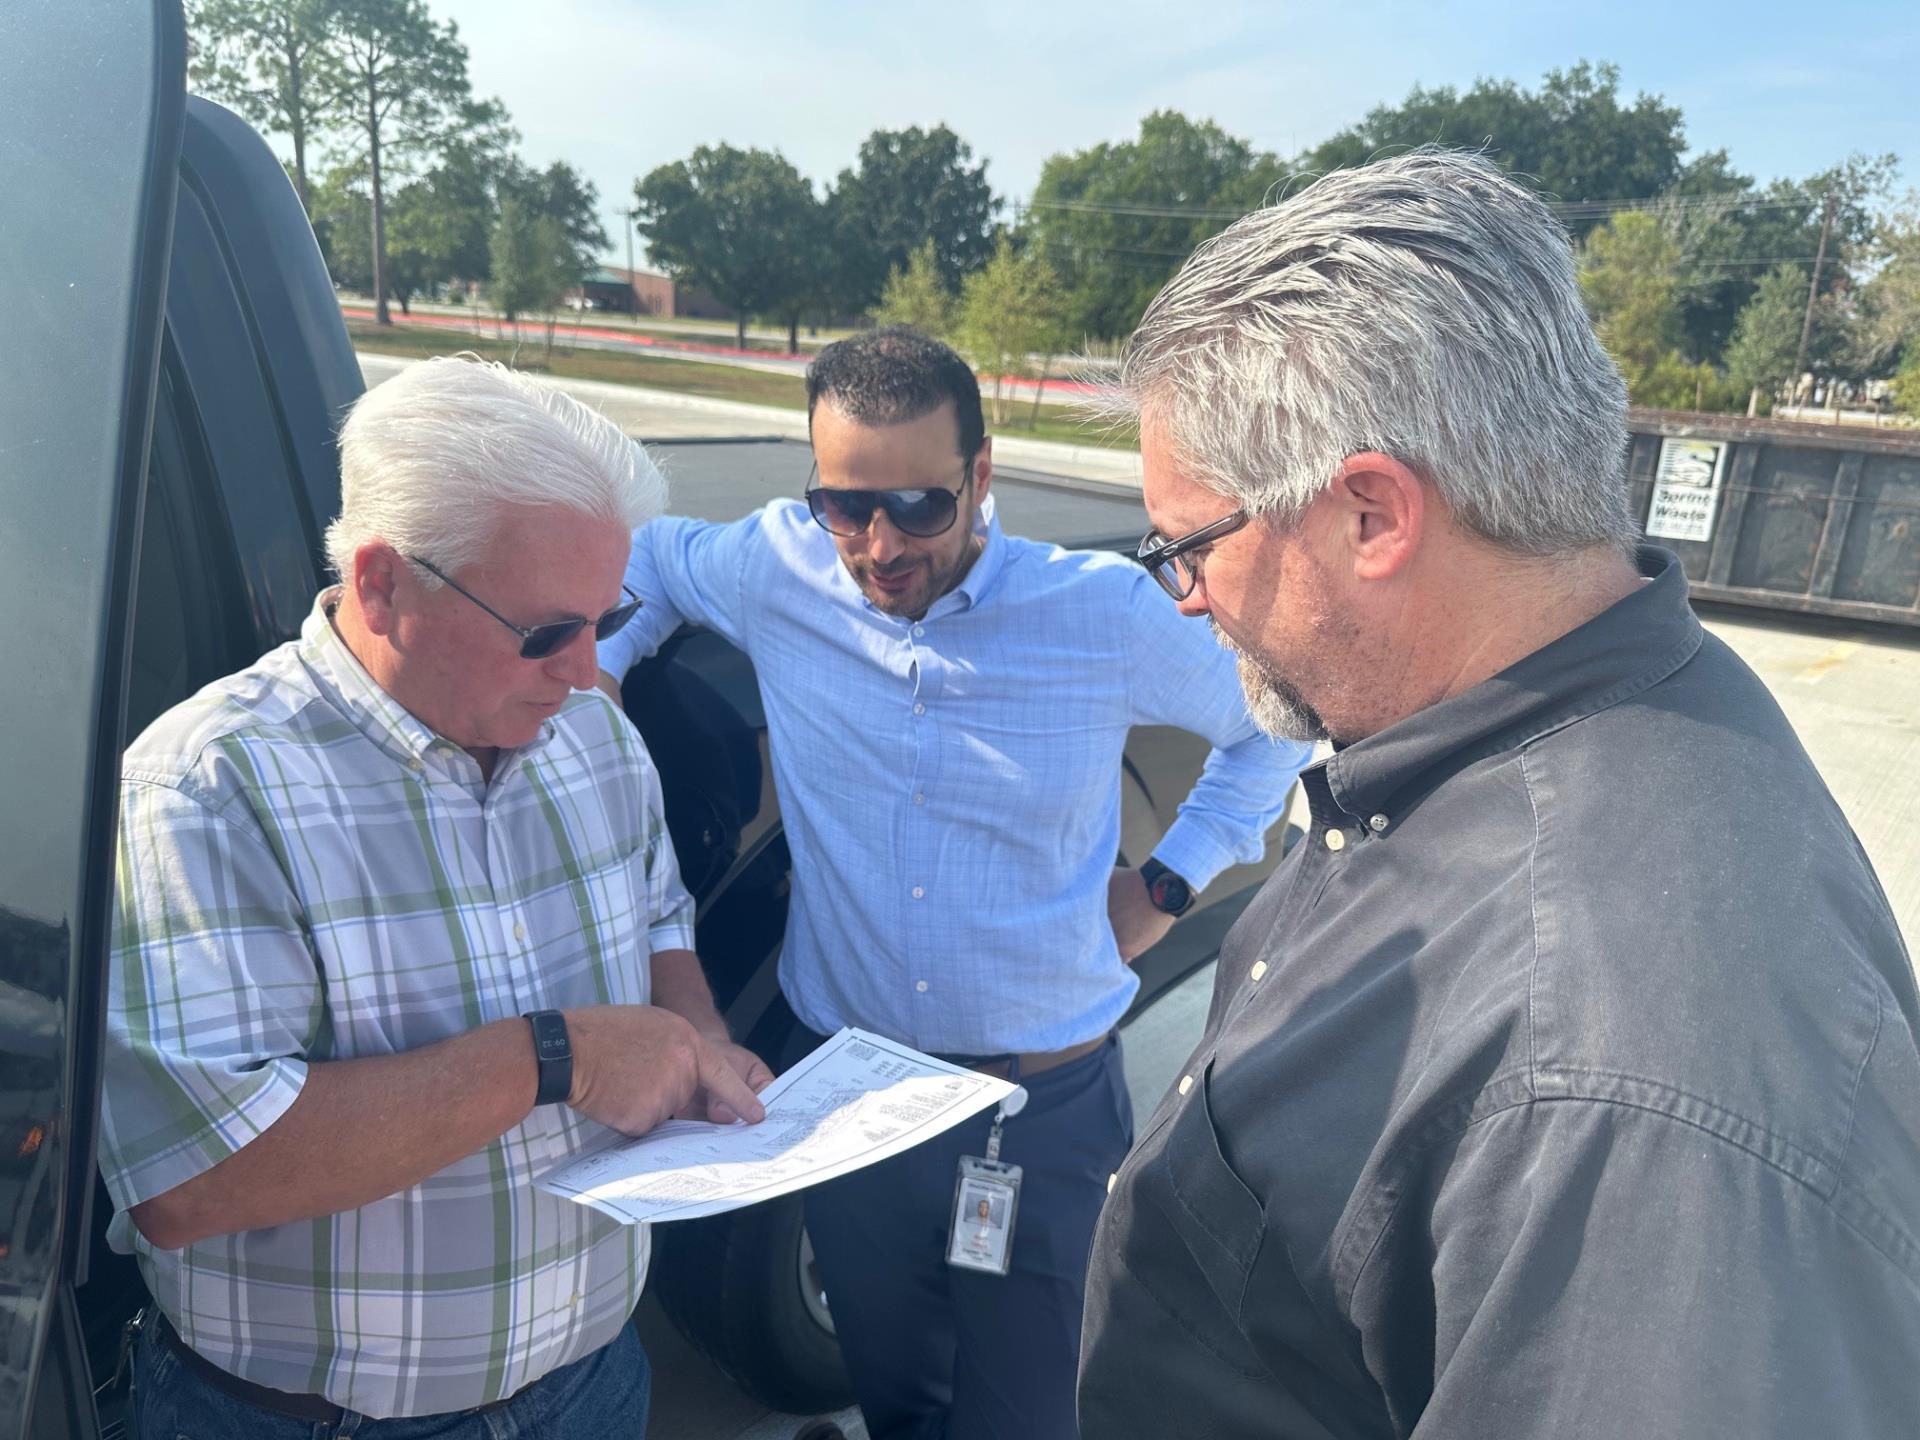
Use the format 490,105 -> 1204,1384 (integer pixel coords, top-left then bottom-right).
948,1154 -> 1021,1275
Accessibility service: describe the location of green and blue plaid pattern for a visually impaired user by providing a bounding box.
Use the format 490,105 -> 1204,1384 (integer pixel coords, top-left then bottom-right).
99,593 -> 694,1418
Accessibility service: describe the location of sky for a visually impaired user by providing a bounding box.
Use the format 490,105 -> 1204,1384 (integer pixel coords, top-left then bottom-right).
433,0 -> 1920,266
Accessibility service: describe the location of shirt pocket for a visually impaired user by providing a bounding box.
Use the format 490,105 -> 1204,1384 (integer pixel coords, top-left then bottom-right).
1164,1056 -> 1266,1324
521,841 -> 654,1009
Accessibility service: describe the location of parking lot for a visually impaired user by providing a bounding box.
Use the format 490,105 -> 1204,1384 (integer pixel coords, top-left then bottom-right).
358,354 -> 1920,1440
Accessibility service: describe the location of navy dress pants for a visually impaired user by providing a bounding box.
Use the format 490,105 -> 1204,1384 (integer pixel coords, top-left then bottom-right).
795,1029 -> 1134,1440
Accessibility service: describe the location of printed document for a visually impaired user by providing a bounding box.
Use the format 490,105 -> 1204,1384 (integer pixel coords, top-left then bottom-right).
537,1027 -> 1019,1224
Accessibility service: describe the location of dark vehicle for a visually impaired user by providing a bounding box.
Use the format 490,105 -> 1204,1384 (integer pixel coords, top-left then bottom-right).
0,5 -> 1292,1435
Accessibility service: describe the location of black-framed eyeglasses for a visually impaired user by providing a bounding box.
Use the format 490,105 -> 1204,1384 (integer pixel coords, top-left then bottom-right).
1136,510 -> 1250,601
804,459 -> 973,539
407,555 -> 643,660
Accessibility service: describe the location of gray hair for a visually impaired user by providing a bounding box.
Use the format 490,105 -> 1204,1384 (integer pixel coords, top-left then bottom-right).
325,356 -> 666,581
1108,147 -> 1634,554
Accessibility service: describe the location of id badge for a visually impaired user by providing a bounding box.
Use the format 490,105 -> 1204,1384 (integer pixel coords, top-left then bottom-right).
947,1154 -> 1021,1275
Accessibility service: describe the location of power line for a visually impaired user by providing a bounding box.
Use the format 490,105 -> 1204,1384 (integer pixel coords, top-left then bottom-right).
1024,190 -> 1821,223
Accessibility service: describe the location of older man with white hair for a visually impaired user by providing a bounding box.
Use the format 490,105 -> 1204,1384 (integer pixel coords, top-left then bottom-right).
99,357 -> 767,1439
1079,149 -> 1920,1437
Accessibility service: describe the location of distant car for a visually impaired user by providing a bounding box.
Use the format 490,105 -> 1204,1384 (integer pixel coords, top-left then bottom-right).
0,4 -> 1295,1435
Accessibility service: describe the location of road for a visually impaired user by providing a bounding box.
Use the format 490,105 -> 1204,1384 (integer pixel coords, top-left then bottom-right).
359,353 -> 1920,1438
345,305 -> 1098,407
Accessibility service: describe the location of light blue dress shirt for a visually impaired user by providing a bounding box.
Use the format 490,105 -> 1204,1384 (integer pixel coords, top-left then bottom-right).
598,496 -> 1313,1054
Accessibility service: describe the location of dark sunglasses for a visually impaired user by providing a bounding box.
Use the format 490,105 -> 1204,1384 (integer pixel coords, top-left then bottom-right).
407,555 -> 643,660
804,460 -> 972,539
1136,509 -> 1250,601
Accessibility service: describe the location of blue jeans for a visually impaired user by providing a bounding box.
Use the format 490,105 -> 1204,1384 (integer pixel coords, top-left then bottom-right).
132,1319 -> 651,1440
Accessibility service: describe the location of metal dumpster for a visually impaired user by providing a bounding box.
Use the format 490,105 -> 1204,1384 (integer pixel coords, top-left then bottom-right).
1627,411 -> 1920,629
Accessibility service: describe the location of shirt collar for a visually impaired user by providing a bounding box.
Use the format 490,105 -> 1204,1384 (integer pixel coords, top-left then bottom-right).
948,491 -> 1008,611
834,490 -> 1010,622
299,589 -> 556,778
1318,546 -> 1703,825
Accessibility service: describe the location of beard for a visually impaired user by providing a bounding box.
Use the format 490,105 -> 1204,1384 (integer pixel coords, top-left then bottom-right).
1212,622 -> 1330,743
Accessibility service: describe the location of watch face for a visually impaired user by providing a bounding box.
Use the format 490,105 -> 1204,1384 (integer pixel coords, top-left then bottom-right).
1150,873 -> 1191,914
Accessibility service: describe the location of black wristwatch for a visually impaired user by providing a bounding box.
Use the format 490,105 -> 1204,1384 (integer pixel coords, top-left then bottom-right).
1139,858 -> 1196,918
524,1010 -> 574,1107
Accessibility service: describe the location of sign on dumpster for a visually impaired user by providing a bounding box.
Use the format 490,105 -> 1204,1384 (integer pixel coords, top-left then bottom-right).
1646,438 -> 1728,544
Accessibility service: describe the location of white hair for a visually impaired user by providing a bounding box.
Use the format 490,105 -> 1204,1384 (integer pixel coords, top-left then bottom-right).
324,356 -> 666,581
1106,147 -> 1635,554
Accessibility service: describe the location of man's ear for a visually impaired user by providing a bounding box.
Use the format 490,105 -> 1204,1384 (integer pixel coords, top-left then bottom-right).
353,543 -> 406,638
1329,452 -> 1425,582
970,437 -> 992,508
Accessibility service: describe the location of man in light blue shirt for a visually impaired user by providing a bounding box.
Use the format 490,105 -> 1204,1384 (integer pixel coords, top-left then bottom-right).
597,329 -> 1310,1440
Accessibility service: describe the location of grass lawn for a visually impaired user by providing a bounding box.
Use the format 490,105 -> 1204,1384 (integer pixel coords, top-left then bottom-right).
346,319 -> 1137,451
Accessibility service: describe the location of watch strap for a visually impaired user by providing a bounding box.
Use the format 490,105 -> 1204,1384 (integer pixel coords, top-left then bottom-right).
524,1010 -> 573,1107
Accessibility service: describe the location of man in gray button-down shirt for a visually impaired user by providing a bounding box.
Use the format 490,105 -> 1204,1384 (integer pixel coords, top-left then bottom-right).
1079,148 -> 1920,1437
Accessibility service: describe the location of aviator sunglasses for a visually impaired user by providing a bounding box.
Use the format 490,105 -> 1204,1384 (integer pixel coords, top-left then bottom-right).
407,555 -> 643,660
804,459 -> 973,539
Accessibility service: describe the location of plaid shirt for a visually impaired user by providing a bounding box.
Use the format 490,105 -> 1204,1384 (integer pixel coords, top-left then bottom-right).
99,592 -> 694,1418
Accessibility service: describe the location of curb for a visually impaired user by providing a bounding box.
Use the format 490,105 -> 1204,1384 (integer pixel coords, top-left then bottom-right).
354,351 -> 1144,490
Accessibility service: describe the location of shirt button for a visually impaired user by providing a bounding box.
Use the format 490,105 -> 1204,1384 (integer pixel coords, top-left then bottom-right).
913,793 -> 926,806
916,980 -> 929,993
1325,828 -> 1347,852
1369,813 -> 1390,833
407,756 -> 423,772
912,624 -> 925,637
1177,1074 -> 1194,1096
512,922 -> 526,942
912,886 -> 925,899
1249,960 -> 1268,982
912,702 -> 926,716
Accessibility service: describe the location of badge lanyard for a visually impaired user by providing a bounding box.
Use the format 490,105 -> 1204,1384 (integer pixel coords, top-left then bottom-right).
947,1075 -> 1028,1276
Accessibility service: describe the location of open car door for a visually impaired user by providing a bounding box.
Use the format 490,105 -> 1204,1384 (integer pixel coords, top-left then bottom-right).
0,2 -> 184,1436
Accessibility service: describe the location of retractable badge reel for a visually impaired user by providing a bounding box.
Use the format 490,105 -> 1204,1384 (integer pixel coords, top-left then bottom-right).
947,1084 -> 1027,1275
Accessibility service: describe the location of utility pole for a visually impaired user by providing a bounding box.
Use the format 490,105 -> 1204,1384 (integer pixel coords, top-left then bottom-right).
1792,190 -> 1837,401
624,206 -> 637,314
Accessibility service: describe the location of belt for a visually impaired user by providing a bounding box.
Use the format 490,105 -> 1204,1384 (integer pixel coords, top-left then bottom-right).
934,1032 -> 1109,1081
149,1310 -> 525,1425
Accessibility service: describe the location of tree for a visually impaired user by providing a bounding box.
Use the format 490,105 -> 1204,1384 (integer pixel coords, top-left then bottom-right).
489,197 -> 572,357
1298,61 -> 1687,222
1725,263 -> 1820,412
955,236 -> 1063,427
1893,350 -> 1920,419
321,0 -> 479,325
1582,212 -> 1686,372
310,162 -> 373,290
501,159 -> 609,289
1579,211 -> 1728,409
1028,111 -> 1285,341
1845,190 -> 1920,378
399,113 -> 519,291
185,0 -> 339,212
634,144 -> 822,351
871,241 -> 954,337
828,125 -> 998,312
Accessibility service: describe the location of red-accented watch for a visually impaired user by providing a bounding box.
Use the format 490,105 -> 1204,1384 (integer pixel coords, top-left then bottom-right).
1139,858 -> 1196,918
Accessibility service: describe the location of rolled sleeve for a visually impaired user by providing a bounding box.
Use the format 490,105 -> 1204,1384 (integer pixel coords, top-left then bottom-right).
99,778 -> 320,1220
633,761 -> 697,956
1123,570 -> 1313,890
